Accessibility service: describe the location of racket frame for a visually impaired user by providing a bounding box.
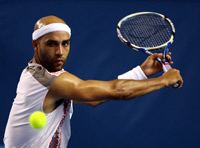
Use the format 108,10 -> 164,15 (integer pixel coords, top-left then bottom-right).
117,11 -> 175,51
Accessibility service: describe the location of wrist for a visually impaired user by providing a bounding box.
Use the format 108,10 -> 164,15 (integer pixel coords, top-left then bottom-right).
140,64 -> 154,77
159,76 -> 168,87
140,63 -> 148,76
136,66 -> 148,79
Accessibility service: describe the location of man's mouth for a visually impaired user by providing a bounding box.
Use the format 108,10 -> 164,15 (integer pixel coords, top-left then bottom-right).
55,59 -> 64,66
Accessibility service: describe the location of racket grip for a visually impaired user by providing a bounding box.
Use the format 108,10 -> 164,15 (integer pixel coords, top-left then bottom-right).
162,62 -> 171,72
162,62 -> 180,88
140,48 -> 180,88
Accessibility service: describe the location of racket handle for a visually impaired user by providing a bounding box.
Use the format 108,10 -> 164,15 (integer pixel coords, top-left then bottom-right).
140,48 -> 180,88
162,62 -> 171,72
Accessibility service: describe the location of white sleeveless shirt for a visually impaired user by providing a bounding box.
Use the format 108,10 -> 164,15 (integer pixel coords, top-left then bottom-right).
4,62 -> 73,148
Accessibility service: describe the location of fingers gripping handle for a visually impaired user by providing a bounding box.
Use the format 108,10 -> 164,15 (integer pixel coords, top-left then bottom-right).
162,63 -> 180,88
139,48 -> 180,88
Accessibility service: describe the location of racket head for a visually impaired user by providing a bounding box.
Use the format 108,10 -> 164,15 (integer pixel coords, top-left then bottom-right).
117,12 -> 175,52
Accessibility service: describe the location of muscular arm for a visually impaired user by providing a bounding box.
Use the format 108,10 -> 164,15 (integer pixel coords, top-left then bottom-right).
47,71 -> 168,102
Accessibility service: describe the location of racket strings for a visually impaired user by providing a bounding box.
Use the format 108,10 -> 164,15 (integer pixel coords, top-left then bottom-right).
120,14 -> 173,48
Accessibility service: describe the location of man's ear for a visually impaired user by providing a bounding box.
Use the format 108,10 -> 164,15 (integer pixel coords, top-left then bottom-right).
32,40 -> 38,50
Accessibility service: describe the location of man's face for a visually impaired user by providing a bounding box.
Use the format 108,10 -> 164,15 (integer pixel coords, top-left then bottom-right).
35,31 -> 70,72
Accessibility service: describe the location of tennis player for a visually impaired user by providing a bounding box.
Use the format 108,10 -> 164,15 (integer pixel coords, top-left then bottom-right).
4,15 -> 183,148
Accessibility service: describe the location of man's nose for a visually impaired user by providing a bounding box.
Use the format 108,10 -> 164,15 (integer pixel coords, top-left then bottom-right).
56,45 -> 63,55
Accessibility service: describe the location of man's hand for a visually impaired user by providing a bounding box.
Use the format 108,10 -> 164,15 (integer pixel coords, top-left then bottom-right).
140,53 -> 173,76
161,68 -> 183,88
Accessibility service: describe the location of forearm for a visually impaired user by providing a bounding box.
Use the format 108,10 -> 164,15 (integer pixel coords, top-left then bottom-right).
74,75 -> 166,102
112,77 -> 166,100
73,77 -> 165,104
74,66 -> 147,104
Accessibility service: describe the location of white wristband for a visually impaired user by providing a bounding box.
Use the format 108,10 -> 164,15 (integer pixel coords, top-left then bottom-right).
118,66 -> 147,80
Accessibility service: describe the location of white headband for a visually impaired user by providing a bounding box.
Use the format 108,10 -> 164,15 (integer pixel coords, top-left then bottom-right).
32,23 -> 71,40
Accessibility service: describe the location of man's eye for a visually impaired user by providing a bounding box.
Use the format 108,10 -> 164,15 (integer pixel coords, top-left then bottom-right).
46,41 -> 58,47
62,40 -> 70,47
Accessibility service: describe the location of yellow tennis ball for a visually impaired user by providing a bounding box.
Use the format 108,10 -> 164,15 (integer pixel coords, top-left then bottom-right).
29,111 -> 47,129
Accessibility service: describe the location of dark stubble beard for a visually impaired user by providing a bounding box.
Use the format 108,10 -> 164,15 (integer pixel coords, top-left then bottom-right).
40,52 -> 66,72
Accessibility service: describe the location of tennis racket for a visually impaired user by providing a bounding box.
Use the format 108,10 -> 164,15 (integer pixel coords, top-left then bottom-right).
117,12 -> 180,88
